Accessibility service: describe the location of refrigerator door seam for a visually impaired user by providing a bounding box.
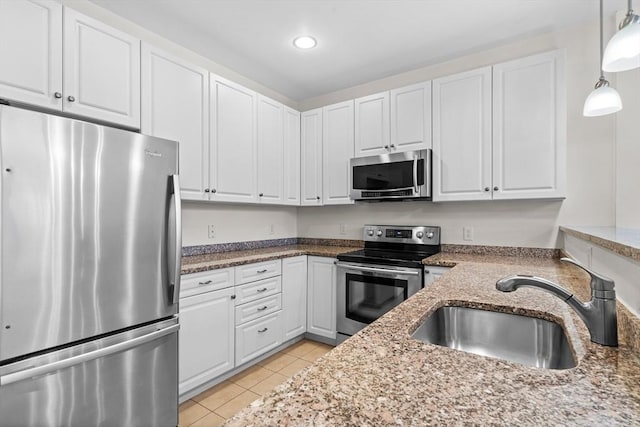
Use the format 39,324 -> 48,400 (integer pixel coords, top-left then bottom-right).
0,323 -> 179,386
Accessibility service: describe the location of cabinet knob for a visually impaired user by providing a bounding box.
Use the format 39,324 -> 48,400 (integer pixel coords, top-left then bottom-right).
494,186 -> 499,191
67,95 -> 75,102
259,193 -> 264,197
316,196 -> 320,200
384,145 -> 389,149
230,295 -> 236,300
211,189 -> 217,194
390,144 -> 395,148
204,188 -> 210,193
484,187 -> 490,192
54,92 -> 62,99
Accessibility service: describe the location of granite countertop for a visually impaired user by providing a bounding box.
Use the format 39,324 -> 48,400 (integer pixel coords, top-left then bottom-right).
561,225 -> 640,262
225,252 -> 640,426
181,244 -> 359,275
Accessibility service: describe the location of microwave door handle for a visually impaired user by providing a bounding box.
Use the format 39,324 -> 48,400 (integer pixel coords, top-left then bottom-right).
413,156 -> 419,195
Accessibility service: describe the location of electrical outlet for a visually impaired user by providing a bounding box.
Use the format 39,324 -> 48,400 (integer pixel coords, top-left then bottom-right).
269,224 -> 275,235
339,224 -> 346,235
208,225 -> 215,239
463,226 -> 474,241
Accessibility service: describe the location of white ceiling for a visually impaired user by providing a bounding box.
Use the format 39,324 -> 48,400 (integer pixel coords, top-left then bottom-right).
89,0 -> 625,102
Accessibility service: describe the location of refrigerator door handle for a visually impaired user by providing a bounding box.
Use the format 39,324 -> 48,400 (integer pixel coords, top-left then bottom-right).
0,324 -> 180,387
167,174 -> 182,304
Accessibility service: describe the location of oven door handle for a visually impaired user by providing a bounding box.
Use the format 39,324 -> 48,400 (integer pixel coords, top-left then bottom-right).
335,262 -> 420,276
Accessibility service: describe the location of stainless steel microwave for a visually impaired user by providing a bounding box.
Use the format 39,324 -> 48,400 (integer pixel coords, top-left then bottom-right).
350,149 -> 432,201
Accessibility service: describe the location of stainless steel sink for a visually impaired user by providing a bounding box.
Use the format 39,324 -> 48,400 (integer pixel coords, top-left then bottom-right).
412,306 -> 576,369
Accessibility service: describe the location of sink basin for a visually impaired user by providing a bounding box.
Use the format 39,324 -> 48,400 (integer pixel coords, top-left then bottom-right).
412,306 -> 576,369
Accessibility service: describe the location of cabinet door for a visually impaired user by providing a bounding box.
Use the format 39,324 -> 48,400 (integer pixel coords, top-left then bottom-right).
322,101 -> 354,205
283,106 -> 301,206
423,266 -> 451,287
282,256 -> 307,341
63,8 -> 141,128
141,43 -> 209,201
0,0 -> 62,110
210,75 -> 257,202
307,256 -> 336,339
354,91 -> 389,157
492,50 -> 566,200
178,287 -> 235,395
300,108 -> 323,206
390,81 -> 432,152
432,67 -> 492,201
257,95 -> 284,204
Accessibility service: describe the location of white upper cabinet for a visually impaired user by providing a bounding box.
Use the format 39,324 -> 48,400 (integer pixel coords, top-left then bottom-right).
322,100 -> 354,205
390,81 -> 432,152
432,66 -> 493,202
283,106 -> 301,205
301,108 -> 323,206
492,49 -> 566,200
432,50 -> 566,203
63,8 -> 141,129
354,92 -> 390,157
257,95 -> 284,204
0,0 -> 63,109
0,3 -> 140,128
209,75 -> 258,203
141,43 -> 209,201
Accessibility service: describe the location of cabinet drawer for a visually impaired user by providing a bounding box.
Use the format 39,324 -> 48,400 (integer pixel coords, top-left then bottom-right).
235,311 -> 282,366
235,276 -> 281,305
235,260 -> 281,284
180,268 -> 235,298
235,294 -> 282,326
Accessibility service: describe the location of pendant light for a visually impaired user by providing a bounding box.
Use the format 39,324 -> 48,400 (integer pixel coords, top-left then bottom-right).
584,0 -> 623,117
602,0 -> 640,72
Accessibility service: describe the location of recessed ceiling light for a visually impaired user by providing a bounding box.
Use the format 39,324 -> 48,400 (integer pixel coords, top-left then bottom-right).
293,35 -> 317,49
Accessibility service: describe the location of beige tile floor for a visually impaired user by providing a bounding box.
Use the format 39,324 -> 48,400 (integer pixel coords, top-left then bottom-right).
179,339 -> 334,427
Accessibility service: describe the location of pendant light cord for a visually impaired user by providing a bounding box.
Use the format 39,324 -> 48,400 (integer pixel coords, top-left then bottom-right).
600,0 -> 605,79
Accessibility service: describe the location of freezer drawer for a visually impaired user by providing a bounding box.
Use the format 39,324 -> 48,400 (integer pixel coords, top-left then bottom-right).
0,318 -> 179,427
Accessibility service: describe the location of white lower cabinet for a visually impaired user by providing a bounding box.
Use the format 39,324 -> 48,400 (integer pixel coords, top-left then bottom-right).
307,256 -> 337,339
424,266 -> 451,286
178,287 -> 235,395
282,256 -> 308,341
235,311 -> 283,366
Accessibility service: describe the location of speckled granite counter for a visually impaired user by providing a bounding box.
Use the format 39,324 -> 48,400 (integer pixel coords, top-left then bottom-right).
225,253 -> 640,426
561,226 -> 640,263
181,244 -> 359,275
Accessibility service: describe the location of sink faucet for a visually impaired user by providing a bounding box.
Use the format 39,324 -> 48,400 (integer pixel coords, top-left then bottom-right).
496,257 -> 618,347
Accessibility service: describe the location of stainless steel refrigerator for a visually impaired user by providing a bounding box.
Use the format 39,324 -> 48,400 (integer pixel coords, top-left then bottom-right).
0,105 -> 181,427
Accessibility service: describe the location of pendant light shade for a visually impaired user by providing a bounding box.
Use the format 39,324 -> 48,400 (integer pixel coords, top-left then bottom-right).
602,0 -> 640,72
584,0 -> 623,117
583,80 -> 623,116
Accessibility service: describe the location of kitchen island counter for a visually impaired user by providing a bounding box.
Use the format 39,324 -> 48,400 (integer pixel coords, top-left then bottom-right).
225,253 -> 640,426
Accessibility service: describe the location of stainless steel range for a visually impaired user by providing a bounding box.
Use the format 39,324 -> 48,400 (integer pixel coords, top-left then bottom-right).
336,225 -> 441,344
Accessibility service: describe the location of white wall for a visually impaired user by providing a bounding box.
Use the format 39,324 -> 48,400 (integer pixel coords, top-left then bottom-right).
298,19 -> 617,248
615,68 -> 640,228
182,202 -> 298,246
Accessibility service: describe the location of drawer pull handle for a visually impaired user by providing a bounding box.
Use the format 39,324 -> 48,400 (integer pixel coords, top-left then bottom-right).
257,306 -> 268,311
256,288 -> 268,293
256,269 -> 268,274
198,280 -> 212,285
258,328 -> 268,333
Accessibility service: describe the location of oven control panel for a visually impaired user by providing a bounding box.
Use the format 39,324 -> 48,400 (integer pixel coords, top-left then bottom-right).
363,225 -> 440,245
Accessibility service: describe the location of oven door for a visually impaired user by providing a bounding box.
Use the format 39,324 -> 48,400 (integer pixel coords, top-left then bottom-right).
336,262 -> 422,339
